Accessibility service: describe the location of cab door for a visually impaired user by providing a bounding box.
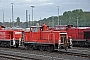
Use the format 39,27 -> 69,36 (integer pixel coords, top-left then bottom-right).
60,34 -> 67,44
60,33 -> 68,50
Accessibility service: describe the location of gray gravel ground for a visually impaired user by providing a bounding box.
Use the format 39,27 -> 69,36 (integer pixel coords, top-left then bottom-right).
0,47 -> 90,60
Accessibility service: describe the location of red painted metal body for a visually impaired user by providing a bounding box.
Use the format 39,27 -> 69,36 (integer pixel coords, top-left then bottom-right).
67,27 -> 90,40
67,28 -> 84,40
0,26 -> 22,47
55,25 -> 90,40
55,25 -> 90,46
24,23 -> 69,50
0,30 -> 13,40
0,30 -> 22,41
24,30 -> 68,44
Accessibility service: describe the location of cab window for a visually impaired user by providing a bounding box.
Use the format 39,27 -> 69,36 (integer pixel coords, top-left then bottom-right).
31,27 -> 40,32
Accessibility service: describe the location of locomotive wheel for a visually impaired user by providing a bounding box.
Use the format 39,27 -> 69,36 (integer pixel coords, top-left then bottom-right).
29,45 -> 34,50
16,43 -> 19,48
1,42 -> 10,48
25,45 -> 29,49
6,43 -> 10,48
39,46 -> 43,51
47,46 -> 54,52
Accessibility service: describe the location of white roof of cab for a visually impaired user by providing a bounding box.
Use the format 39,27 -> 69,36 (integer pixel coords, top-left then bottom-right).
30,26 -> 42,28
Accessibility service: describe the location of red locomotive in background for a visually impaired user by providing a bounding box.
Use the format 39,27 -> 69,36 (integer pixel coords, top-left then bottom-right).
0,26 -> 22,47
55,25 -> 90,47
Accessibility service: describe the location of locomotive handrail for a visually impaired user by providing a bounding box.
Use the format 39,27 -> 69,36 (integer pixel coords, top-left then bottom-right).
0,34 -> 22,40
30,32 -> 33,38
48,33 -> 55,47
14,35 -> 22,40
0,34 -> 12,40
24,35 -> 27,42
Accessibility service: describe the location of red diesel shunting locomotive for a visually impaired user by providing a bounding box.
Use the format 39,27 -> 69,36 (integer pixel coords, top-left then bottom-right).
55,25 -> 90,47
0,24 -> 71,51
0,26 -> 22,47
23,23 -> 71,51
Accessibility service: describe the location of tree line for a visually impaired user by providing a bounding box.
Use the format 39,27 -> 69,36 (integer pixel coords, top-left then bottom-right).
0,9 -> 90,28
38,9 -> 90,27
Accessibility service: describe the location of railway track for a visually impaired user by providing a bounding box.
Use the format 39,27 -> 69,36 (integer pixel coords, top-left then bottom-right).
0,52 -> 40,60
59,51 -> 90,57
0,47 -> 90,60
58,47 -> 90,58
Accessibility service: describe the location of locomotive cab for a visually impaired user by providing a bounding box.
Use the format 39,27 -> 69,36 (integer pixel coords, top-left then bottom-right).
24,23 -> 70,51
58,32 -> 68,50
30,26 -> 42,32
0,25 -> 5,30
60,33 -> 67,44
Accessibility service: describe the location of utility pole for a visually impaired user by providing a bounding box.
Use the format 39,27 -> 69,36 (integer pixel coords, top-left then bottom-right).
52,16 -> 54,27
40,17 -> 41,25
11,3 -> 14,27
77,17 -> 78,28
10,19 -> 11,27
31,6 -> 34,26
29,14 -> 30,27
2,11 -> 4,26
57,6 -> 60,25
26,10 -> 28,28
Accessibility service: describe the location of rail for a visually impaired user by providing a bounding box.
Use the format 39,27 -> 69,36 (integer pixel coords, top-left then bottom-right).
0,53 -> 40,60
59,50 -> 90,58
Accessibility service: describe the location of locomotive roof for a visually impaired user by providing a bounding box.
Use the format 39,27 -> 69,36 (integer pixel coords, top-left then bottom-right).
0,25 -> 5,28
78,27 -> 90,29
55,25 -> 67,27
30,26 -> 42,28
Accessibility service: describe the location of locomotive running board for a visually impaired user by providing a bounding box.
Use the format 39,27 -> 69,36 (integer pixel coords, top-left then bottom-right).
54,49 -> 61,51
54,49 -> 67,51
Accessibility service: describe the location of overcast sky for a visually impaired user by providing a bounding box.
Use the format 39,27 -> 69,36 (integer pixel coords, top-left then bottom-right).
0,0 -> 90,22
